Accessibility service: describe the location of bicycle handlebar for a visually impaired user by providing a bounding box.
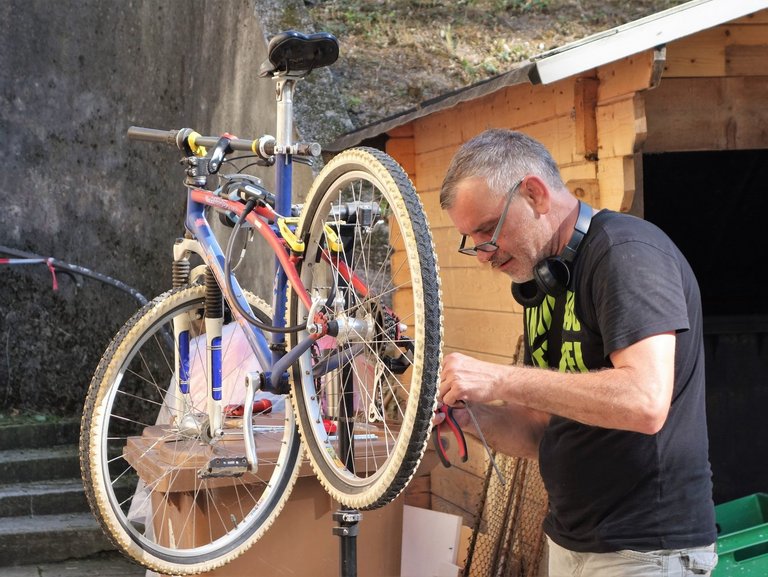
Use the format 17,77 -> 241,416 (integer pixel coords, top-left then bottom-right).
128,126 -> 275,154
127,126 -> 319,158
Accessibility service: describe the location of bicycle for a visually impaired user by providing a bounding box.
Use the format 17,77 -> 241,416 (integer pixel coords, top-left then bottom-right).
79,30 -> 443,575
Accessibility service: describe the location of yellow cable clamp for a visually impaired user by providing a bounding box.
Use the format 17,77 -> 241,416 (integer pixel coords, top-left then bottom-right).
187,131 -> 207,157
323,224 -> 343,253
278,218 -> 305,253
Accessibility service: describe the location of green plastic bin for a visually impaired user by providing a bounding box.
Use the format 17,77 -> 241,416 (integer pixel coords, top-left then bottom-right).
713,493 -> 768,576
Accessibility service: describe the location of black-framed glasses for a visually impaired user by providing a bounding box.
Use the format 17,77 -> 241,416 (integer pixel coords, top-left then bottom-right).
458,178 -> 523,256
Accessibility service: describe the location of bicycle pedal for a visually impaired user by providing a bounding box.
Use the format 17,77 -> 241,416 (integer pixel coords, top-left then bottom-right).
198,456 -> 249,478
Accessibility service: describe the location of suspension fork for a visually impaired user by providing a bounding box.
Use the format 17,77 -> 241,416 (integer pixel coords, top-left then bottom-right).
202,267 -> 224,438
169,240 -> 227,439
170,249 -> 192,421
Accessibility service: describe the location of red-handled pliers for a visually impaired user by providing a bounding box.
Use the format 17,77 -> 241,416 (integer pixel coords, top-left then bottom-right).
433,404 -> 468,467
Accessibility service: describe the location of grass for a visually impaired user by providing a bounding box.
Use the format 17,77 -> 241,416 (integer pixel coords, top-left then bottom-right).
0,409 -> 70,426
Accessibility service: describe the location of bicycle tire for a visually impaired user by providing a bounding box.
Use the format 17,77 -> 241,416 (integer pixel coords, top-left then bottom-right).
288,147 -> 443,509
80,285 -> 301,575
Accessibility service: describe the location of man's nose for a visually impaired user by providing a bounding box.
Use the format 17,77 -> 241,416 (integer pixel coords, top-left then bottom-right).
477,250 -> 494,263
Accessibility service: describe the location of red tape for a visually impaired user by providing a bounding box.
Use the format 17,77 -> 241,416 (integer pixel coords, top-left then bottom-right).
46,258 -> 58,291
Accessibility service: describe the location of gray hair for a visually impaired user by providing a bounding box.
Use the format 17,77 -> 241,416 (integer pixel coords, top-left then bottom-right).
440,129 -> 564,209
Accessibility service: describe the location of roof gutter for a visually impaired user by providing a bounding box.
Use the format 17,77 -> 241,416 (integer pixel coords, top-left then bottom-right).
531,0 -> 768,84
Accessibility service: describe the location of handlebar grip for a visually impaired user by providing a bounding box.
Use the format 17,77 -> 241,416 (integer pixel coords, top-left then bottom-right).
127,126 -> 180,146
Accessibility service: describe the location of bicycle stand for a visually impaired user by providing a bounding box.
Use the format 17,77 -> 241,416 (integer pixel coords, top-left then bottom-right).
333,508 -> 362,577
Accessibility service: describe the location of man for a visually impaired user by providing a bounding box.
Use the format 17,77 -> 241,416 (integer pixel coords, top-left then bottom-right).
438,129 -> 718,576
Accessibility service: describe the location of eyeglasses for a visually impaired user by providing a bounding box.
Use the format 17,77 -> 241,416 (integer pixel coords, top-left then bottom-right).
458,179 -> 523,256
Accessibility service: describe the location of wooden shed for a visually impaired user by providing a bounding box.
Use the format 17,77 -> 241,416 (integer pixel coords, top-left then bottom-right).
328,0 -> 768,539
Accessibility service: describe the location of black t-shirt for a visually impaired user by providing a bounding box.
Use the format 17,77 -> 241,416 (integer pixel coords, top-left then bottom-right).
524,210 -> 716,553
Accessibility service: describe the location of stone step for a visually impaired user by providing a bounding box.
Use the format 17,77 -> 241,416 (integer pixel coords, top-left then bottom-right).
0,512 -> 115,566
0,478 -> 136,519
0,420 -> 132,568
0,445 -> 81,485
0,479 -> 89,517
0,418 -> 80,451
4,550 -> 146,577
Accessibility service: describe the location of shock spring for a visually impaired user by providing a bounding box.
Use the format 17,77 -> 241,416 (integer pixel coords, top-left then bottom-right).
172,258 -> 191,288
205,267 -> 223,318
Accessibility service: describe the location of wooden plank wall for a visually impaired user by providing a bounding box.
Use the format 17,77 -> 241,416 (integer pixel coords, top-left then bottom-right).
388,7 -> 768,520
645,11 -> 768,152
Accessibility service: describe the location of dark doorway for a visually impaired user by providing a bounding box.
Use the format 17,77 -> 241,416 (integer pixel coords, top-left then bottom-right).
643,149 -> 768,504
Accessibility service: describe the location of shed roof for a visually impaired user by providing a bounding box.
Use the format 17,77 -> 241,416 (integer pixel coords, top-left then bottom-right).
327,0 -> 768,151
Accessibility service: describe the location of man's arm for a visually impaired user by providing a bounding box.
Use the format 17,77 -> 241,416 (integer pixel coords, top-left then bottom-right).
440,331 -> 675,435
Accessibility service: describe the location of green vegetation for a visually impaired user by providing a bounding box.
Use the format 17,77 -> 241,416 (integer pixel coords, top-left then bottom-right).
0,410 -> 66,425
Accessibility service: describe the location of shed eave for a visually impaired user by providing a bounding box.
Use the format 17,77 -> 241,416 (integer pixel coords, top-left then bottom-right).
532,0 -> 768,84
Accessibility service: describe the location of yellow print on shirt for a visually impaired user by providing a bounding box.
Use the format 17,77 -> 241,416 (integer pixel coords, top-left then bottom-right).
525,295 -> 554,369
526,291 -> 588,373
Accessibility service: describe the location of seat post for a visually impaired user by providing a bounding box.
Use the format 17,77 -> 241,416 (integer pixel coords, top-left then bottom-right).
274,76 -> 296,155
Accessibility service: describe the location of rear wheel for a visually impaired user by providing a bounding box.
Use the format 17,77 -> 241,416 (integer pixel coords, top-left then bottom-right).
81,285 -> 301,575
288,147 -> 442,509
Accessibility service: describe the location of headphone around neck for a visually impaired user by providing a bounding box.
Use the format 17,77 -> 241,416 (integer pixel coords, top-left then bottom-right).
511,201 -> 593,307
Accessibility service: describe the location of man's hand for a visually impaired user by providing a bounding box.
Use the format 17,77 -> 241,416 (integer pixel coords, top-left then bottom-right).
440,352 -> 504,407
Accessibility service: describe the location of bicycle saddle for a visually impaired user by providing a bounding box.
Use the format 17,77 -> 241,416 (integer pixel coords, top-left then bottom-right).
259,30 -> 339,77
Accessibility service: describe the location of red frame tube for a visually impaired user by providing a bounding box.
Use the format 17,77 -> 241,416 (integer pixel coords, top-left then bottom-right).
190,189 -> 313,311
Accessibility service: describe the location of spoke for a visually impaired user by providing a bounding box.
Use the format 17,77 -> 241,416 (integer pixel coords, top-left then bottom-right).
116,388 -> 166,409
109,412 -> 154,430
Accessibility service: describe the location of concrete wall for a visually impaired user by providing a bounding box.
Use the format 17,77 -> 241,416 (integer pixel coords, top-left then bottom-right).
0,0 -> 352,414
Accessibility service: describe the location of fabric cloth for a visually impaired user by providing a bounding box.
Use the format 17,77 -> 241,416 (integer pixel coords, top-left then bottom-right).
187,323 -> 285,412
524,210 -> 717,553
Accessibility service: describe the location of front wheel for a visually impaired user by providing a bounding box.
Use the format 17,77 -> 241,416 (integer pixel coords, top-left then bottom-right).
80,285 -> 301,575
288,147 -> 443,509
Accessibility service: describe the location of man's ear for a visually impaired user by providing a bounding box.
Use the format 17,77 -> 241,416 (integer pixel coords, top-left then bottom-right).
520,175 -> 551,215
